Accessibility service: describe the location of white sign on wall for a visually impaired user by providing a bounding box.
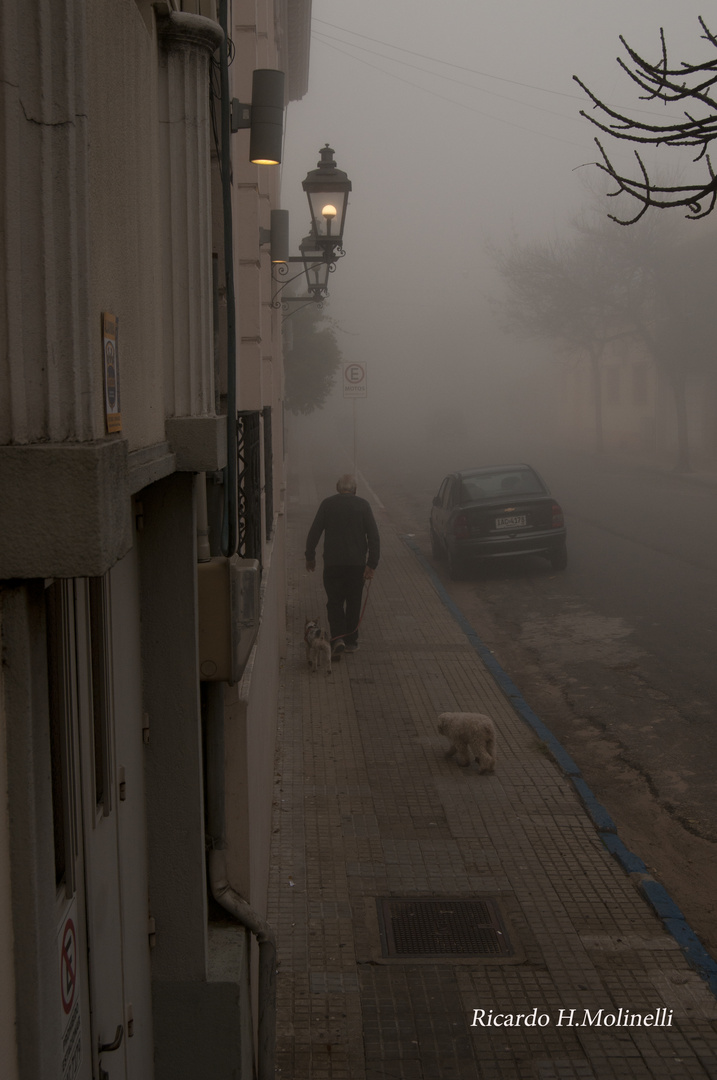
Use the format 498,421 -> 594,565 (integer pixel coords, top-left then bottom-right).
343,361 -> 367,398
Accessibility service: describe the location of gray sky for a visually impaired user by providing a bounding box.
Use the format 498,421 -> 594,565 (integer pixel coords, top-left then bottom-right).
279,1 -> 711,446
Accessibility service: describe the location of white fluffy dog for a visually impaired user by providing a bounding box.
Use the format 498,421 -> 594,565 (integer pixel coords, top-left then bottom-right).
438,712 -> 496,772
304,618 -> 332,675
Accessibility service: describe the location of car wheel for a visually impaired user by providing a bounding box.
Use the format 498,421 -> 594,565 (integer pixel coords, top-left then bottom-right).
549,543 -> 568,571
447,547 -> 467,580
430,527 -> 442,560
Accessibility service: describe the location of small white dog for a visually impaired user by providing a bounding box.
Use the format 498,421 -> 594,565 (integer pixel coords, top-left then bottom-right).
438,712 -> 497,772
304,618 -> 332,675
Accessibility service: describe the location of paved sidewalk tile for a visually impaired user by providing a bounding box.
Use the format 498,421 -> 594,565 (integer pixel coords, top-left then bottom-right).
269,476 -> 717,1079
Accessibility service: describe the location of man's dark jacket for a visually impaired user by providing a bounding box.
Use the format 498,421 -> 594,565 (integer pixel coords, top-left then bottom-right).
305,493 -> 380,569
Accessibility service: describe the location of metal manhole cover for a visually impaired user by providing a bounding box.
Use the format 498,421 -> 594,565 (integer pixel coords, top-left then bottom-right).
376,897 -> 513,958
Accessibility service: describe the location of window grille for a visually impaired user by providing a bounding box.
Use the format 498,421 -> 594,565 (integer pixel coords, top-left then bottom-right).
262,406 -> 274,539
237,410 -> 262,564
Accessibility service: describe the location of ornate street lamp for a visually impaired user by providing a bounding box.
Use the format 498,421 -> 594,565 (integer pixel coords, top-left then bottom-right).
301,145 -> 352,256
266,146 -> 351,310
299,234 -> 331,298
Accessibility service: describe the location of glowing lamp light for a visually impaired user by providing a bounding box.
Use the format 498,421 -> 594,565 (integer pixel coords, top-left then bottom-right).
301,145 -> 352,248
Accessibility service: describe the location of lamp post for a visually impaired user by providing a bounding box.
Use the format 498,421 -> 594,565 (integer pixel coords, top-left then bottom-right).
301,144 -> 352,258
268,146 -> 352,307
299,234 -> 331,299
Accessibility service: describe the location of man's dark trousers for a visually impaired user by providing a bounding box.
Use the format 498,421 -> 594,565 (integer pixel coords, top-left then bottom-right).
323,565 -> 365,646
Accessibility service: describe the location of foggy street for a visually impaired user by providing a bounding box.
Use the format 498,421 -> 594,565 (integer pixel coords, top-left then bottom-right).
280,0 -> 717,978
358,439 -> 717,953
9,0 -> 717,1075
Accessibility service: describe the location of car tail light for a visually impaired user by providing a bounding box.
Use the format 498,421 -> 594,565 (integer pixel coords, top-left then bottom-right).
454,514 -> 470,539
551,503 -> 564,528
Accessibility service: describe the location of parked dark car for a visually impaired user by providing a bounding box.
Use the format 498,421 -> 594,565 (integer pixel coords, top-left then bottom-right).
429,464 -> 567,578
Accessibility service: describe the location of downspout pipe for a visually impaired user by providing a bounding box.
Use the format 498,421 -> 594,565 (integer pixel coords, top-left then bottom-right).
205,683 -> 277,1080
210,9 -> 276,1072
208,849 -> 277,1080
218,0 -> 238,556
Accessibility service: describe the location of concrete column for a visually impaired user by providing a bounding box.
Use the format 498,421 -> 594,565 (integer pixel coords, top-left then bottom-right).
0,0 -> 99,445
139,472 -> 208,981
157,12 -> 223,421
2,584 -> 63,1079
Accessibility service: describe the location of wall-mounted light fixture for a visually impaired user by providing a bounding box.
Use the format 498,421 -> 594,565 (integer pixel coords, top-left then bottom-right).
267,209 -> 289,264
298,235 -> 331,298
301,145 -> 352,255
261,147 -> 352,310
231,69 -> 286,165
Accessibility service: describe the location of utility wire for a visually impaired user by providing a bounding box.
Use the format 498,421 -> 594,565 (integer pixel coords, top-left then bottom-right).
313,17 -> 685,122
314,18 -> 586,102
311,33 -> 590,150
312,29 -> 586,126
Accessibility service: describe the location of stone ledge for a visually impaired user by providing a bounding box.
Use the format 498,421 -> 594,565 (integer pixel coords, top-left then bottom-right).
156,11 -> 224,54
0,440 -> 131,579
166,415 -> 227,473
128,441 -> 177,494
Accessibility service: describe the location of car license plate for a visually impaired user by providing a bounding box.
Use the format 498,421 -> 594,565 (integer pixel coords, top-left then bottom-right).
495,514 -> 527,529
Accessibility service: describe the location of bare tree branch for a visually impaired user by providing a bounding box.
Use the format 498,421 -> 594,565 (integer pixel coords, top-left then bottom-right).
575,17 -> 717,220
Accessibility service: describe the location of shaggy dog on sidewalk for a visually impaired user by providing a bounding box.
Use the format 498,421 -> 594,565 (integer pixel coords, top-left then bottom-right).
304,618 -> 332,675
438,712 -> 496,772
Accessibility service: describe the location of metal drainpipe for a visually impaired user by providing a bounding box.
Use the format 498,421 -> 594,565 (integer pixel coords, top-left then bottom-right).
218,0 -> 238,556
197,474 -> 212,563
204,690 -> 277,1080
210,10 -> 277,1074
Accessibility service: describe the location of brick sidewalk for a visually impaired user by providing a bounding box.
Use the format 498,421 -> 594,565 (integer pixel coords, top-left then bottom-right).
269,470 -> 717,1079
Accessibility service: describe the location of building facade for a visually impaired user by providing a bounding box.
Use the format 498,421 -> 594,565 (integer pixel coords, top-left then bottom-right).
0,1 -> 311,1077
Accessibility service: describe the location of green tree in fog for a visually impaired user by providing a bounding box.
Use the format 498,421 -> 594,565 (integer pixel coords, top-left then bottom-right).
284,304 -> 343,415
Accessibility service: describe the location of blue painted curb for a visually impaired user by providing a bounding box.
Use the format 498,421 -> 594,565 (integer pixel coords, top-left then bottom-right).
599,833 -> 648,875
571,777 -> 617,834
663,920 -> 717,996
401,534 -> 717,998
640,880 -> 686,923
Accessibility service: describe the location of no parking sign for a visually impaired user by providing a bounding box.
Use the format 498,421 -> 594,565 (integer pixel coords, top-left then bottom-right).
58,902 -> 83,1080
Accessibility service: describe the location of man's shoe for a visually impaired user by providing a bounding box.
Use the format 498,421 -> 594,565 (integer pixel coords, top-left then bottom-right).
344,642 -> 359,653
331,640 -> 345,659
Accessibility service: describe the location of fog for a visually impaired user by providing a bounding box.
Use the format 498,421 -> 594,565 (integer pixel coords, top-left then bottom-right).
279,0 -> 713,489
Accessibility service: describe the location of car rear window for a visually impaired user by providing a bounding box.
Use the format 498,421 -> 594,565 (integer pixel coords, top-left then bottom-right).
460,469 -> 545,501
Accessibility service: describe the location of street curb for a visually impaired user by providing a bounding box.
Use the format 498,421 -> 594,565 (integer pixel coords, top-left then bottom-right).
600,833 -> 648,875
571,776 -> 617,834
401,534 -> 717,999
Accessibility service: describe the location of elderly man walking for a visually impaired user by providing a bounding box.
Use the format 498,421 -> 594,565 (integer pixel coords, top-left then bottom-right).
305,474 -> 380,657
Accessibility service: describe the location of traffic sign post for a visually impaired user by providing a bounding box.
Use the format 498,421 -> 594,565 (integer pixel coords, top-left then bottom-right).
343,361 -> 367,399
343,363 -> 367,474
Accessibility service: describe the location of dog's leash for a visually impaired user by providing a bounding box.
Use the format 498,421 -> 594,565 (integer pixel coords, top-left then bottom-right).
330,576 -> 373,644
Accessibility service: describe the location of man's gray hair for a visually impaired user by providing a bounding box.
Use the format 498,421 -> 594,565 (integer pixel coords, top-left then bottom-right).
336,473 -> 357,494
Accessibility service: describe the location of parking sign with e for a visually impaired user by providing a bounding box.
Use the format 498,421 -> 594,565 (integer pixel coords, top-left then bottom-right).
343,362 -> 367,398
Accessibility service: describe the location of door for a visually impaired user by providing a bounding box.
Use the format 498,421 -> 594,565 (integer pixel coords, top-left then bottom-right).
74,577 -> 128,1080
46,581 -> 93,1080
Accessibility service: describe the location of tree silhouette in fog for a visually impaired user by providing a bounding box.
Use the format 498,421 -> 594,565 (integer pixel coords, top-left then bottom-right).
492,213 -> 711,470
575,18 -> 717,224
283,304 -> 343,415
491,225 -> 638,453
